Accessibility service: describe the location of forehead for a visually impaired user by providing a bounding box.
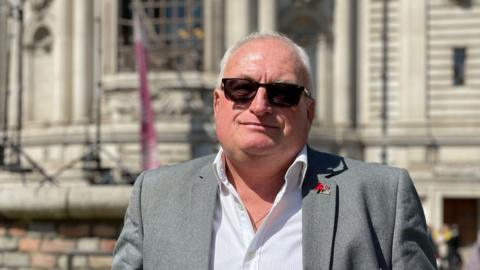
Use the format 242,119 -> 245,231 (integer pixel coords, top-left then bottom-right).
224,38 -> 304,83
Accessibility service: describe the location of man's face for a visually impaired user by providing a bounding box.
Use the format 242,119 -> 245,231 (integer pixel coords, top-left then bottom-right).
213,38 -> 315,160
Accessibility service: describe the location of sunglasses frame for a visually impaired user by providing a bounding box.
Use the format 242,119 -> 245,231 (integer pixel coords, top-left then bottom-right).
221,78 -> 310,107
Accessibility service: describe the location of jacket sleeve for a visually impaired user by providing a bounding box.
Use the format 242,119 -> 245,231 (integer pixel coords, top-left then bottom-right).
112,173 -> 145,270
391,169 -> 437,269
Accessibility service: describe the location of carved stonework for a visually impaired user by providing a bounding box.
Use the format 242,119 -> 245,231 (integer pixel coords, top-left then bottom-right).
31,0 -> 52,12
293,0 -> 316,8
29,26 -> 52,52
449,0 -> 472,8
104,88 -> 213,124
105,91 -> 138,123
153,88 -> 212,119
278,0 -> 333,43
433,164 -> 480,180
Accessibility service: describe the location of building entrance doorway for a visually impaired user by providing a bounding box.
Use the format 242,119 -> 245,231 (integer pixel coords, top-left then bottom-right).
443,198 -> 477,246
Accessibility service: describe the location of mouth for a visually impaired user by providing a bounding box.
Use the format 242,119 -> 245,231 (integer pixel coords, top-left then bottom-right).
240,122 -> 279,129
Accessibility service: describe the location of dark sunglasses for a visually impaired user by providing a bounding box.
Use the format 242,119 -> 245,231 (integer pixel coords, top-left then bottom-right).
221,78 -> 310,107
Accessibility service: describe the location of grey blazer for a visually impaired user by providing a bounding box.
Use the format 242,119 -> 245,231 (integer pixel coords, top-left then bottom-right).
112,148 -> 437,269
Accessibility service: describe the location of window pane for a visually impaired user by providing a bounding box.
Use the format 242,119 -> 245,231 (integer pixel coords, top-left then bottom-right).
117,0 -> 204,72
453,47 -> 466,86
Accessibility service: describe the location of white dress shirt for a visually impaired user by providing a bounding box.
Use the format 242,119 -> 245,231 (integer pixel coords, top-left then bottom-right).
210,146 -> 308,270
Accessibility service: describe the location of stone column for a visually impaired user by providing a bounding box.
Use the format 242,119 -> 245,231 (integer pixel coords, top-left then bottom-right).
315,34 -> 333,126
52,0 -> 72,124
258,0 -> 276,33
7,1 -> 20,128
0,0 -> 8,130
358,0 -> 371,126
332,0 -> 352,129
432,192 -> 443,230
225,0 -> 252,49
72,0 -> 93,124
102,0 -> 116,75
399,0 -> 426,123
203,0 -> 224,74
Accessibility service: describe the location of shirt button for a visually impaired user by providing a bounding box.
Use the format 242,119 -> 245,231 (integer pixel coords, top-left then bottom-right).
237,203 -> 245,211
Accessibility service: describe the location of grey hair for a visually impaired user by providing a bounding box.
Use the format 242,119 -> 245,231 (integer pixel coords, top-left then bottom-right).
216,32 -> 314,93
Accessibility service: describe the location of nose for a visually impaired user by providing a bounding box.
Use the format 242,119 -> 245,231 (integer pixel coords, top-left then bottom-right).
248,87 -> 272,115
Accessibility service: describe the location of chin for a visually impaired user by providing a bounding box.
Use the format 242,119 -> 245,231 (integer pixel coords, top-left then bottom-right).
240,140 -> 278,155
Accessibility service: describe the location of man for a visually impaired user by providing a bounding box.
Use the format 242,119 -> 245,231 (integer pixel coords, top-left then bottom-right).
112,32 -> 437,269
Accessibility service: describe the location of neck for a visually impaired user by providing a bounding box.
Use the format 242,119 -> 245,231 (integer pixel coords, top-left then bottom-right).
221,149 -> 301,231
222,151 -> 296,202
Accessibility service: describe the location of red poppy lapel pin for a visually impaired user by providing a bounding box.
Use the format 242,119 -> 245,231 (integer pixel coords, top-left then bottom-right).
314,180 -> 331,195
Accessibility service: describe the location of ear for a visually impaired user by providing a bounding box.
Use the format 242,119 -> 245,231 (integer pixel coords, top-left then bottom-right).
213,88 -> 222,116
306,98 -> 315,125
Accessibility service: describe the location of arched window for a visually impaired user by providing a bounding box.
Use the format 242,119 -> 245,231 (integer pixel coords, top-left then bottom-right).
278,0 -> 334,109
32,26 -> 52,52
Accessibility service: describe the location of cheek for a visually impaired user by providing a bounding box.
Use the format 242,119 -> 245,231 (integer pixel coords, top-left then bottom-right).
282,111 -> 309,134
215,116 -> 229,139
214,105 -> 237,137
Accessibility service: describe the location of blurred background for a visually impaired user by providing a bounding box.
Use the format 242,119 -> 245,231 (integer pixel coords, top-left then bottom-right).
0,0 -> 479,269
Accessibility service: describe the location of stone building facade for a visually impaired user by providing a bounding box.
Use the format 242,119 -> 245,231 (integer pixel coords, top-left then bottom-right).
359,0 -> 480,247
0,0 -> 479,268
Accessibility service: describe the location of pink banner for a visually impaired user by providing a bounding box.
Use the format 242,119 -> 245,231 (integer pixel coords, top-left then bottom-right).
133,13 -> 159,170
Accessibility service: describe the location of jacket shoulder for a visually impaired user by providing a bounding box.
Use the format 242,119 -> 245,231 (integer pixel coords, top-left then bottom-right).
140,154 -> 215,186
307,147 -> 409,187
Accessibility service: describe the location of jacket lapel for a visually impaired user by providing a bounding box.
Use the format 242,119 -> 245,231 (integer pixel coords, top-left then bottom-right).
302,148 -> 347,270
183,160 -> 218,270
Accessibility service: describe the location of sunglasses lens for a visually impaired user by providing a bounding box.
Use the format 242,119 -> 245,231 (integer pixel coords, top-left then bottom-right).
267,83 -> 303,107
222,79 -> 257,104
222,78 -> 306,107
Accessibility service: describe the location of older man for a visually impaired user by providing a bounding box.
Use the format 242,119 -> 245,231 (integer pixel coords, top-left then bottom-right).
112,32 -> 437,270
